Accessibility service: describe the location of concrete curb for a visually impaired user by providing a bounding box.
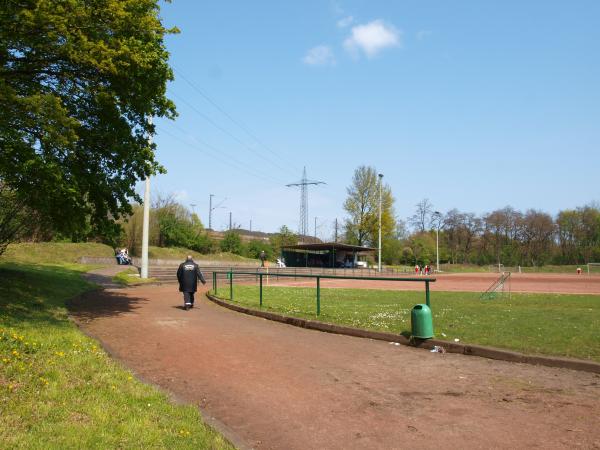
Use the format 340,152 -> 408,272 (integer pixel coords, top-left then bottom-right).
206,293 -> 600,375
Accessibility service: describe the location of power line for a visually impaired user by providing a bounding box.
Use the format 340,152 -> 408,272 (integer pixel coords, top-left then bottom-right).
170,90 -> 296,176
162,120 -> 287,184
156,125 -> 285,186
172,66 -> 301,173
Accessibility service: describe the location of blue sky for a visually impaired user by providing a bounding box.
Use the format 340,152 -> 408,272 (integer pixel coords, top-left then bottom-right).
149,1 -> 600,236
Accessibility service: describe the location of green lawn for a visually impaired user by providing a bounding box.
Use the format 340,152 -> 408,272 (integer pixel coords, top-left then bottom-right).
0,263 -> 233,449
2,242 -> 115,264
214,285 -> 600,362
112,267 -> 158,286
148,246 -> 256,263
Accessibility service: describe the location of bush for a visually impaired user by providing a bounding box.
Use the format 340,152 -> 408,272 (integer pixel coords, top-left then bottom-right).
245,240 -> 274,260
220,231 -> 243,254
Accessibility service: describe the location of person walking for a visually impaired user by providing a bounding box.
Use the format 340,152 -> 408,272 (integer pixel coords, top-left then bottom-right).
259,250 -> 267,267
177,255 -> 206,310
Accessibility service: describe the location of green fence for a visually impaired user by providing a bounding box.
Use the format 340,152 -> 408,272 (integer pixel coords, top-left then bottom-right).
211,271 -> 436,315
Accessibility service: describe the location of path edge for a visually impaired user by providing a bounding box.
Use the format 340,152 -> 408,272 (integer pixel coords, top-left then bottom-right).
206,293 -> 600,374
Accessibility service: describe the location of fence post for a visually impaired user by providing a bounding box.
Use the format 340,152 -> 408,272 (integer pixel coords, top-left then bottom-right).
212,271 -> 216,295
316,276 -> 321,315
425,280 -> 430,307
259,273 -> 263,307
229,270 -> 233,301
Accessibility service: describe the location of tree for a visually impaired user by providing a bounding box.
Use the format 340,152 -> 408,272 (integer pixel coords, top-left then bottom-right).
0,0 -> 177,246
0,183 -> 28,254
343,166 -> 395,247
245,240 -> 273,260
409,199 -> 434,233
269,225 -> 298,254
220,230 -> 242,254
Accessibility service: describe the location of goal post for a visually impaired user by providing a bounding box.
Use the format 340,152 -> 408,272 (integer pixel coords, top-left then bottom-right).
488,263 -> 504,273
587,263 -> 600,275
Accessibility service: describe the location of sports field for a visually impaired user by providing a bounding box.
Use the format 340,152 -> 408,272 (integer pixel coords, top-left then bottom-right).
212,272 -> 600,362
256,272 -> 600,295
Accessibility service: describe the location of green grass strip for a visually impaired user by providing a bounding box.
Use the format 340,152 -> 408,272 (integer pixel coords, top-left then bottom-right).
214,285 -> 600,362
0,263 -> 233,449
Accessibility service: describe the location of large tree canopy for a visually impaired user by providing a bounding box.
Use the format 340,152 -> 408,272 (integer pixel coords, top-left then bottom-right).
343,165 -> 395,247
0,0 -> 177,241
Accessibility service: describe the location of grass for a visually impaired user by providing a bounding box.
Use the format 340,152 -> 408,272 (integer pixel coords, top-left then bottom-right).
213,284 -> 600,362
0,262 -> 233,449
148,246 -> 256,263
112,267 -> 158,286
1,242 -> 114,264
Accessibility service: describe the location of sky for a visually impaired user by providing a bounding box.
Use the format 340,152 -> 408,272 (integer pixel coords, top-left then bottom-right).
149,0 -> 600,237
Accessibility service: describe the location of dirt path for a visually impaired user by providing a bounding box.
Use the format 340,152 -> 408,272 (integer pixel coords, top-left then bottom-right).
70,284 -> 600,450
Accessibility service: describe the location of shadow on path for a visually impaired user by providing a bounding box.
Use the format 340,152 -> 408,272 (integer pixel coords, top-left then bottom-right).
68,289 -> 148,321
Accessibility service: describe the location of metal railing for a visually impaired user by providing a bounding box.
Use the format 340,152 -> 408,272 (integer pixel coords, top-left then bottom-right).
210,270 -> 436,315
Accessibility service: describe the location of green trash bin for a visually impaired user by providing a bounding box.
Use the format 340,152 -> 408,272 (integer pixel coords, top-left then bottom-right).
411,304 -> 434,339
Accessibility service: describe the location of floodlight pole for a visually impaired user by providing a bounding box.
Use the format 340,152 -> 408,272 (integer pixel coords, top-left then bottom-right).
433,210 -> 441,273
378,173 -> 383,272
141,117 -> 152,279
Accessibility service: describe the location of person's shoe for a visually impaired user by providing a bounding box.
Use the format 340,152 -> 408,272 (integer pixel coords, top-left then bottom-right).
184,303 -> 191,311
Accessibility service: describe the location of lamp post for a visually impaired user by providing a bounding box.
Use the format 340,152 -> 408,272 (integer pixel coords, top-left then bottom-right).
433,211 -> 442,273
378,173 -> 383,272
140,117 -> 152,279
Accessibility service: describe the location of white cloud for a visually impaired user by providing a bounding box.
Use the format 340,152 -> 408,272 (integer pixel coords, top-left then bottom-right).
337,15 -> 354,28
303,45 -> 336,66
416,30 -> 433,41
343,20 -> 401,58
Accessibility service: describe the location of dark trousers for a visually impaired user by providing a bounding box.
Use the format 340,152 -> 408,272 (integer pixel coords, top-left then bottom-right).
183,291 -> 195,305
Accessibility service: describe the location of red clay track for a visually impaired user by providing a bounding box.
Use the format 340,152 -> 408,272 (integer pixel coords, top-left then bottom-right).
263,273 -> 600,295
70,273 -> 600,450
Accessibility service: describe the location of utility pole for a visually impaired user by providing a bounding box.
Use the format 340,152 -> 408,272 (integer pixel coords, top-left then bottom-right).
334,218 -> 338,243
229,212 -> 232,230
433,211 -> 442,273
314,216 -> 318,239
249,219 -> 252,232
209,194 -> 227,230
286,167 -> 325,239
141,117 -> 153,279
208,194 -> 213,230
378,173 -> 383,273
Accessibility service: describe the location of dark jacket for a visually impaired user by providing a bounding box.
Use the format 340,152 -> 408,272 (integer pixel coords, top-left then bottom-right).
177,258 -> 206,292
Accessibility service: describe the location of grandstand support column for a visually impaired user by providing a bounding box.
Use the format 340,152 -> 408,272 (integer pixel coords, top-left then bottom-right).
141,117 -> 152,279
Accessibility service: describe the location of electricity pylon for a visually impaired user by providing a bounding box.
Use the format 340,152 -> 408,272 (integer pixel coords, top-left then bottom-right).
286,167 -> 325,237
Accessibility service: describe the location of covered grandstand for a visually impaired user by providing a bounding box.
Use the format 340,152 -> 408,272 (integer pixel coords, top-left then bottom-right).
280,243 -> 376,268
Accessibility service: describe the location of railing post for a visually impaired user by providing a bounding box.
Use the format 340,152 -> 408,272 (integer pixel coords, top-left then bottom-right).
212,271 -> 216,295
259,273 -> 263,307
229,270 -> 233,301
215,272 -> 218,295
425,280 -> 430,307
316,276 -> 321,316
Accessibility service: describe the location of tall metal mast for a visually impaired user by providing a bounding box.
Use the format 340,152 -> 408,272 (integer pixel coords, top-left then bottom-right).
286,167 -> 325,237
